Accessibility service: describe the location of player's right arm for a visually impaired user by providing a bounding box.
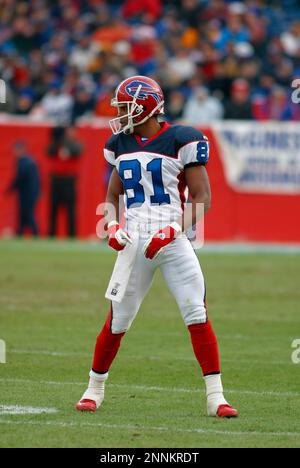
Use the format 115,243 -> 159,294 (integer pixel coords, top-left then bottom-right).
105,168 -> 123,226
104,162 -> 131,251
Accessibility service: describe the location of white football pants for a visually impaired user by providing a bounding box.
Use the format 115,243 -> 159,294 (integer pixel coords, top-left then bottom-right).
110,224 -> 207,334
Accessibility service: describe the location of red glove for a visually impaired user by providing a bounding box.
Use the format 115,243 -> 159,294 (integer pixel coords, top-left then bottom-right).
107,221 -> 132,252
143,222 -> 182,260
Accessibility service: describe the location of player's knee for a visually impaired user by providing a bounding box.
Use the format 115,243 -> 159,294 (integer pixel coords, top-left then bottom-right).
110,301 -> 139,334
182,304 -> 207,326
111,317 -> 134,334
111,325 -> 128,334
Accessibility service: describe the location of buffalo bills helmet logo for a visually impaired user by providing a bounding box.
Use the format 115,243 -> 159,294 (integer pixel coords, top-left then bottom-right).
125,80 -> 161,103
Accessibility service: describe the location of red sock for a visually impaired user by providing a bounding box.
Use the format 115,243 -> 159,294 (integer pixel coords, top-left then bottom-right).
92,308 -> 125,374
188,321 -> 220,376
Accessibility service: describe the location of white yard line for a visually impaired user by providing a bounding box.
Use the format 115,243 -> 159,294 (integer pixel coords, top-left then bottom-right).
9,349 -> 289,366
0,405 -> 58,415
0,378 -> 298,398
10,349 -> 86,357
0,419 -> 299,439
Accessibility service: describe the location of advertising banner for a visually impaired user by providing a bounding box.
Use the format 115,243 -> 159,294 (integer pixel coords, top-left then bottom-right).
213,122 -> 300,194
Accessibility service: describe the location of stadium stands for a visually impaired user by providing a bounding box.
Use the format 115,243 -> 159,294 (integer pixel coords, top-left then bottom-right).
0,0 -> 299,123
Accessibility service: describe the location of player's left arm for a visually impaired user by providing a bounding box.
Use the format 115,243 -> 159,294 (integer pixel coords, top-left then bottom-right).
144,128 -> 211,260
181,164 -> 211,231
143,165 -> 211,260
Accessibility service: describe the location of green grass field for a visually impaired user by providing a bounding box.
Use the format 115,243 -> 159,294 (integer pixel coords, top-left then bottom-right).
0,239 -> 300,448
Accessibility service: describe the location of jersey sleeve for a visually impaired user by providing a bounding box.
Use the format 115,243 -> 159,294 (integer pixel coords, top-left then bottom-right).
176,126 -> 210,168
103,134 -> 117,166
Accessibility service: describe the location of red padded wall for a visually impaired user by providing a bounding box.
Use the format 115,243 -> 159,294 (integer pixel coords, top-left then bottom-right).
0,122 -> 299,243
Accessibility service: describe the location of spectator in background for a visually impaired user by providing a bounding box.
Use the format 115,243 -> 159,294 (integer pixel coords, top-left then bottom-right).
69,34 -> 101,72
201,0 -> 228,23
36,80 -> 73,126
183,86 -> 224,124
11,16 -> 35,55
167,48 -> 197,84
280,20 -> 300,58
275,59 -> 294,88
122,0 -> 162,21
179,0 -> 202,29
72,85 -> 95,123
208,61 -> 232,100
224,78 -> 253,120
131,24 -> 158,73
217,13 -> 250,53
165,90 -> 185,122
7,141 -> 40,237
253,74 -> 275,99
253,86 -> 300,121
47,126 -> 83,238
15,92 -> 34,115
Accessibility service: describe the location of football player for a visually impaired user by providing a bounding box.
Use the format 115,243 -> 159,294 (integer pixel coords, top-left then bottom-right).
76,76 -> 238,418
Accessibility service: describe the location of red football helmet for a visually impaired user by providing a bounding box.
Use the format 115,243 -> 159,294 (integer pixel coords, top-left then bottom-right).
109,75 -> 164,135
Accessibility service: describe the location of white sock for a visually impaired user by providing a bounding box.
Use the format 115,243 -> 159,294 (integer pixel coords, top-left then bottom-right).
89,369 -> 109,383
204,374 -> 228,416
80,370 -> 109,408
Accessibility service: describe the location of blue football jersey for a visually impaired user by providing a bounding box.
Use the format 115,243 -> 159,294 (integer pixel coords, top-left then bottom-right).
103,122 -> 209,224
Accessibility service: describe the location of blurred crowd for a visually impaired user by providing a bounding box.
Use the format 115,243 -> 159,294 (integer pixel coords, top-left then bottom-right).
1,0 -> 300,124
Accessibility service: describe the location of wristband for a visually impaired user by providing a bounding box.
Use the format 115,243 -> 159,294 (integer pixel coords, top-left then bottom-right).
170,222 -> 182,235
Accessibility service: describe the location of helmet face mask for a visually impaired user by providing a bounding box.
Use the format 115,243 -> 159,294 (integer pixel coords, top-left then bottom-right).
109,87 -> 145,135
109,76 -> 164,135
109,100 -> 144,135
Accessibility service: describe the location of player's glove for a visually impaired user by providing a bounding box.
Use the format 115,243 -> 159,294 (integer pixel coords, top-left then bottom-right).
143,222 -> 182,260
107,221 -> 132,251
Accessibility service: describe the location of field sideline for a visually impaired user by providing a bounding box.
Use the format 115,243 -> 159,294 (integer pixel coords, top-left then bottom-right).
0,239 -> 300,448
